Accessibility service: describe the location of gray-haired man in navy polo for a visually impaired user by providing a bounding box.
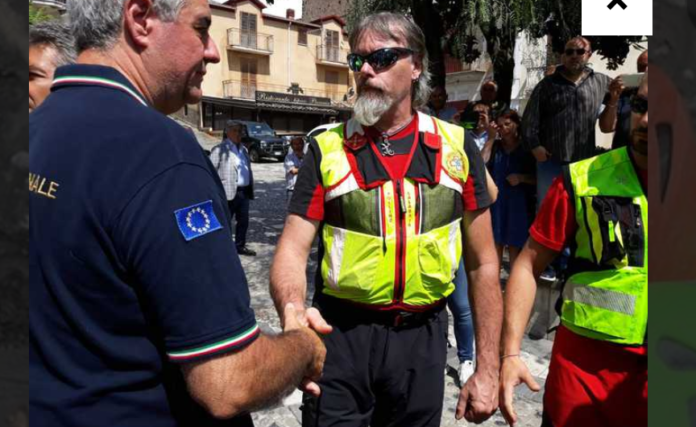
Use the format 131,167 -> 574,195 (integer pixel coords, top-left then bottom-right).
29,0 -> 325,426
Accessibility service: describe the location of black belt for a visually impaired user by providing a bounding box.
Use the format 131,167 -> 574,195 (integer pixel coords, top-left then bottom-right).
316,295 -> 446,328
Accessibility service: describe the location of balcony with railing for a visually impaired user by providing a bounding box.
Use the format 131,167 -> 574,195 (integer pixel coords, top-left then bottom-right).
316,45 -> 349,68
223,80 -> 347,104
227,28 -> 273,55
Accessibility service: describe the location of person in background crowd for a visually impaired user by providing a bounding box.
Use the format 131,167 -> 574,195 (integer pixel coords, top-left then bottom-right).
468,101 -> 492,151
599,50 -> 648,149
500,72 -> 649,427
481,110 -> 536,268
521,36 -> 619,281
479,80 -> 506,120
271,12 -> 502,426
210,120 -> 257,256
29,0 -> 325,425
426,85 -> 459,122
284,135 -> 305,205
29,19 -> 76,113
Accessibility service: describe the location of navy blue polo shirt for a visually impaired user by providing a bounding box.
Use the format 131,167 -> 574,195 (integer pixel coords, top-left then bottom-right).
29,64 -> 259,427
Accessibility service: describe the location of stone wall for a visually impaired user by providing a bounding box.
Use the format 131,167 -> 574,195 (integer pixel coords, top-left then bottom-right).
302,0 -> 351,22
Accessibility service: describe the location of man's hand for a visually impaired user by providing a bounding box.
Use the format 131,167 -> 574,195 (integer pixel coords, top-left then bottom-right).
506,174 -> 522,186
487,121 -> 499,142
282,304 -> 330,396
283,304 -> 328,397
282,303 -> 332,335
531,146 -> 551,162
499,356 -> 541,426
456,367 -> 499,423
608,76 -> 625,103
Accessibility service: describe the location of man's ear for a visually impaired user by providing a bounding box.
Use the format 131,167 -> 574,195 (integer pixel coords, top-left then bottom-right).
123,0 -> 156,48
411,56 -> 423,81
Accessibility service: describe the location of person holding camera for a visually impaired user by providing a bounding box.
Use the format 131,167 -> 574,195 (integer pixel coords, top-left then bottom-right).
599,50 -> 648,149
463,101 -> 493,151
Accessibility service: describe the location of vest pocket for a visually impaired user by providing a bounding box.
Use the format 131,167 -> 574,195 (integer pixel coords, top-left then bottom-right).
418,221 -> 461,290
321,225 -> 386,298
590,197 -> 644,268
562,269 -> 645,343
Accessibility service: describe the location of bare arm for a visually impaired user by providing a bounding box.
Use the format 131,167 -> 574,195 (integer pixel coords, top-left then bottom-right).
270,214 -> 321,323
499,238 -> 558,426
480,127 -> 497,164
484,168 -> 499,203
599,76 -> 624,133
501,238 -> 558,356
182,305 -> 325,419
456,207 -> 503,423
464,207 -> 503,375
599,103 -> 619,133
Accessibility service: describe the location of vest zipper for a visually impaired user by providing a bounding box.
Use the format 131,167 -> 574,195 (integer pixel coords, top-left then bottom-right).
394,179 -> 407,303
634,203 -> 645,267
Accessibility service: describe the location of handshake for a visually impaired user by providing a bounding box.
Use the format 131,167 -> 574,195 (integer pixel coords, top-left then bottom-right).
280,303 -> 332,397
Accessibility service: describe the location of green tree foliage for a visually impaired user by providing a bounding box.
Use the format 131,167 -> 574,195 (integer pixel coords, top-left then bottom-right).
29,1 -> 54,25
346,0 -> 644,104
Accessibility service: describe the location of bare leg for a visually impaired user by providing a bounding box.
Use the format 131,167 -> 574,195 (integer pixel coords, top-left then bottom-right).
495,244 -> 504,269
508,246 -> 522,269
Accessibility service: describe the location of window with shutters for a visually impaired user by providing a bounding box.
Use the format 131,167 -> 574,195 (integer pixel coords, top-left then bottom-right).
298,27 -> 308,46
240,12 -> 258,49
324,29 -> 339,62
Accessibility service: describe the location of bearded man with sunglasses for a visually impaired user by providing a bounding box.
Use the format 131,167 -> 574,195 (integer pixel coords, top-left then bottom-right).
499,72 -> 649,427
522,37 -> 620,207
270,11 -> 503,427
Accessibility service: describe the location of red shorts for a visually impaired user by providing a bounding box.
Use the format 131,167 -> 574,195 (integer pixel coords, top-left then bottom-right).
543,325 -> 647,427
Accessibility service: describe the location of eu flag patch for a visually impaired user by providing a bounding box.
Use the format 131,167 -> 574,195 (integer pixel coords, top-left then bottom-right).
174,200 -> 223,241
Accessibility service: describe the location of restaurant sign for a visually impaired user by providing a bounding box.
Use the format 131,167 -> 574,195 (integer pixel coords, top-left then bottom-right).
255,91 -> 332,106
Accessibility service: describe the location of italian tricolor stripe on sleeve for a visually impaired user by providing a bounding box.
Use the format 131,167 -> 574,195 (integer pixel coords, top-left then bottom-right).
167,323 -> 261,362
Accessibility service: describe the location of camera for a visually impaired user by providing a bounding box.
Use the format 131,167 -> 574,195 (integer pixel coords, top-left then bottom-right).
460,110 -> 481,130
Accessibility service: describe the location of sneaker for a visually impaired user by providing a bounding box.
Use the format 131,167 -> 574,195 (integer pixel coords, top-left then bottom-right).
458,360 -> 475,386
540,266 -> 556,282
237,246 -> 257,256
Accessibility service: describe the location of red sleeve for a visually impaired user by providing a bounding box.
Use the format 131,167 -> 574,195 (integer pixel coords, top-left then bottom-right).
529,176 -> 577,251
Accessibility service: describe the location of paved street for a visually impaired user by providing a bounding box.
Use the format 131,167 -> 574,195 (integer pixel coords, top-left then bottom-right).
238,159 -> 553,427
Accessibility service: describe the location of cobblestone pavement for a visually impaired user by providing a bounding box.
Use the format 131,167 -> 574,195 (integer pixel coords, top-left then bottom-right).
239,159 -> 553,427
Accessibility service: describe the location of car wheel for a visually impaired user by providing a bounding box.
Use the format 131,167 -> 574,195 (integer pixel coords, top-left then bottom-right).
249,148 -> 261,163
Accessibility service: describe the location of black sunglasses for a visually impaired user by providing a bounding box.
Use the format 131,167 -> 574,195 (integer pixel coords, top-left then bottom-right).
564,48 -> 587,56
630,95 -> 648,114
347,48 -> 414,72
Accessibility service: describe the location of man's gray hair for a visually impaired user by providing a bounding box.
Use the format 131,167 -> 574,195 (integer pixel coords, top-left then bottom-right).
67,0 -> 186,52
29,20 -> 77,67
348,12 -> 432,109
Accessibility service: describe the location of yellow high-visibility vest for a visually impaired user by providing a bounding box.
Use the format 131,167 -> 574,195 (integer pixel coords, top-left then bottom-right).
314,112 -> 470,309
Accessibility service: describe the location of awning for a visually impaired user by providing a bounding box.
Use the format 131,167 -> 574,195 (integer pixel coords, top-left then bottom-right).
201,96 -> 256,109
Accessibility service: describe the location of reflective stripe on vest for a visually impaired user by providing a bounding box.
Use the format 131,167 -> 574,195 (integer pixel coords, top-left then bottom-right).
315,113 -> 469,308
563,147 -> 648,345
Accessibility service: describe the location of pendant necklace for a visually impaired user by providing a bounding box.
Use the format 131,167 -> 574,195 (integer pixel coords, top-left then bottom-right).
377,115 -> 413,157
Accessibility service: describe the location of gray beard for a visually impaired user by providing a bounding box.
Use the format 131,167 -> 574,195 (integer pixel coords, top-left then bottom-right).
353,90 -> 393,127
